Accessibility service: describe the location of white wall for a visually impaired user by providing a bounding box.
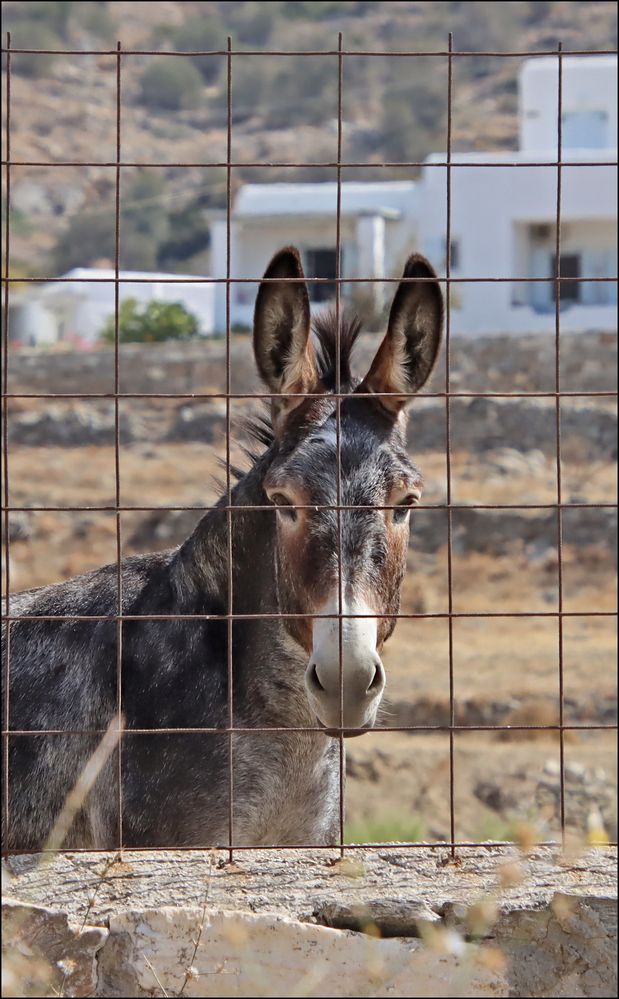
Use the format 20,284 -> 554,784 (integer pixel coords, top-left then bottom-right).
220,212 -> 421,332
34,273 -> 216,345
520,56 -> 618,153
228,215 -> 359,329
8,300 -> 57,346
416,153 -> 617,335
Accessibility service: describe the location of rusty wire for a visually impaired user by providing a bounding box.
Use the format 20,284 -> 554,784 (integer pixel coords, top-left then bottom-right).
225,34 -> 235,862
554,42 -> 566,841
445,32 -> 456,853
113,38 -> 124,855
1,33 -> 618,858
335,32 -> 346,856
2,34 -> 11,849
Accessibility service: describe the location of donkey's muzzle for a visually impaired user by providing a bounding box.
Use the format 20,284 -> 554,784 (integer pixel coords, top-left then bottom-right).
304,653 -> 385,735
305,598 -> 386,734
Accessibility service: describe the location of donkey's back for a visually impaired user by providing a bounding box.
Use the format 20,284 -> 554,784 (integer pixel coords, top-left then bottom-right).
2,548 -> 229,850
3,551 -> 168,726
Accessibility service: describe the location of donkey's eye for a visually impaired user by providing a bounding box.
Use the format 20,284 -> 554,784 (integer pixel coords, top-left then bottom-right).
270,493 -> 298,522
393,494 -> 421,523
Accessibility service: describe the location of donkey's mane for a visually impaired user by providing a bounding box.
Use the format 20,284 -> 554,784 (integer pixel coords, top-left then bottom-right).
312,310 -> 362,391
239,312 -> 362,470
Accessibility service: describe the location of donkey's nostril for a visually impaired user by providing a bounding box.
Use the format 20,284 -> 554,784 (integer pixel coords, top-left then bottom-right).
367,661 -> 384,693
309,664 -> 325,692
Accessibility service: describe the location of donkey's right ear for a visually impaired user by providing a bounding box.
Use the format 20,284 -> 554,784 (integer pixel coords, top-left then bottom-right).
356,254 -> 443,417
253,247 -> 318,411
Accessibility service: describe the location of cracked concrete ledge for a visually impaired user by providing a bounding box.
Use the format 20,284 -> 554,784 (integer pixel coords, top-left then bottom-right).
2,847 -> 617,997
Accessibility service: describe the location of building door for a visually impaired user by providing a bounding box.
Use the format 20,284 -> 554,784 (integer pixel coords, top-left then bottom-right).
551,253 -> 581,303
305,248 -> 338,303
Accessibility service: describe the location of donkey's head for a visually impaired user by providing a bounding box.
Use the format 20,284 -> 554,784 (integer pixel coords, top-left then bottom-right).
253,247 -> 443,735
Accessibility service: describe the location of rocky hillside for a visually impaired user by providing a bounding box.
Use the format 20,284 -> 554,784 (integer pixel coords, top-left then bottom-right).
2,1 -> 617,276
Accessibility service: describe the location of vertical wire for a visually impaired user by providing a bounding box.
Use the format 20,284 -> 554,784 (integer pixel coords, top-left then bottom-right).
554,42 -> 566,841
445,33 -> 456,858
335,32 -> 345,857
2,31 -> 11,840
225,36 -> 234,862
114,40 -> 124,852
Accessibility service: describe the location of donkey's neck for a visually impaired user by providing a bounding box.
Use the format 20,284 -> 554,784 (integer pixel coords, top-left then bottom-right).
176,452 -> 278,611
174,451 -> 312,726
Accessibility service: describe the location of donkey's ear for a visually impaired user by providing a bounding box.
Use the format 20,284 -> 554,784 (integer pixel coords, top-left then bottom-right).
253,247 -> 318,410
357,254 -> 443,416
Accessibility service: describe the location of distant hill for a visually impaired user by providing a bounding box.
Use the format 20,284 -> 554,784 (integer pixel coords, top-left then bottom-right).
2,1 -> 617,275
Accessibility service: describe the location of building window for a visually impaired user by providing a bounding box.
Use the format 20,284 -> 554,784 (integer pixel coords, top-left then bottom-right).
305,248 -> 337,303
562,110 -> 608,150
438,237 -> 460,271
551,253 -> 581,303
448,239 -> 460,270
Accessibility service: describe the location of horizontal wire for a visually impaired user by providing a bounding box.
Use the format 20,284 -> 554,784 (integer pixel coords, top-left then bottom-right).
1,840 -> 616,857
2,502 -> 617,513
1,46 -> 618,57
3,159 -> 618,169
2,390 -> 617,400
4,723 -> 616,736
2,612 -> 617,622
2,275 -> 617,284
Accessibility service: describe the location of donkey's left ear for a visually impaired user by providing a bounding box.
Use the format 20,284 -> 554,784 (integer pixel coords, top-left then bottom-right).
357,254 -> 443,416
254,247 -> 317,391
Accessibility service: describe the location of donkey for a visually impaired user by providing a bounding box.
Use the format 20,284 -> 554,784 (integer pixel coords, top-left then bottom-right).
2,247 -> 442,851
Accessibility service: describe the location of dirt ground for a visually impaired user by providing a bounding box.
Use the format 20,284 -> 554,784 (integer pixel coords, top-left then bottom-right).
4,435 -> 617,846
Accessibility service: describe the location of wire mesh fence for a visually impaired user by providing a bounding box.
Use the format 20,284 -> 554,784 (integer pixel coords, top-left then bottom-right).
1,32 -> 618,859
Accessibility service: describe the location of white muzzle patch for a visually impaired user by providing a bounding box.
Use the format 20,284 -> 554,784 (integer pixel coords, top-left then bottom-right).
305,592 -> 385,732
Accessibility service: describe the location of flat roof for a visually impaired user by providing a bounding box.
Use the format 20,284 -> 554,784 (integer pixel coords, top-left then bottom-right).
235,181 -> 417,218
520,54 -> 617,76
424,147 -> 617,164
57,268 -> 209,282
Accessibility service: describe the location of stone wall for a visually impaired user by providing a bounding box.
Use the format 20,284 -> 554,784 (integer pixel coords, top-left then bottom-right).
2,847 -> 617,998
6,331 -> 618,396
9,397 -> 617,461
6,333 -> 617,560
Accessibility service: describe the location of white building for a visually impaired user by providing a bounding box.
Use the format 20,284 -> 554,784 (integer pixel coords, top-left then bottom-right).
9,268 -> 215,347
211,54 -> 617,336
209,181 -> 420,332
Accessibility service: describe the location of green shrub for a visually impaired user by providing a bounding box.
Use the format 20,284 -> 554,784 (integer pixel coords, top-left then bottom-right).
219,55 -> 335,128
100,298 -> 199,344
156,196 -> 211,271
227,2 -> 276,45
9,22 -> 62,78
138,59 -> 203,111
7,1 -> 73,38
53,172 -> 171,273
154,18 -> 227,85
122,171 -> 168,245
52,208 -> 160,273
52,211 -> 115,273
281,1 -> 353,18
75,1 -> 116,42
5,1 -> 116,46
